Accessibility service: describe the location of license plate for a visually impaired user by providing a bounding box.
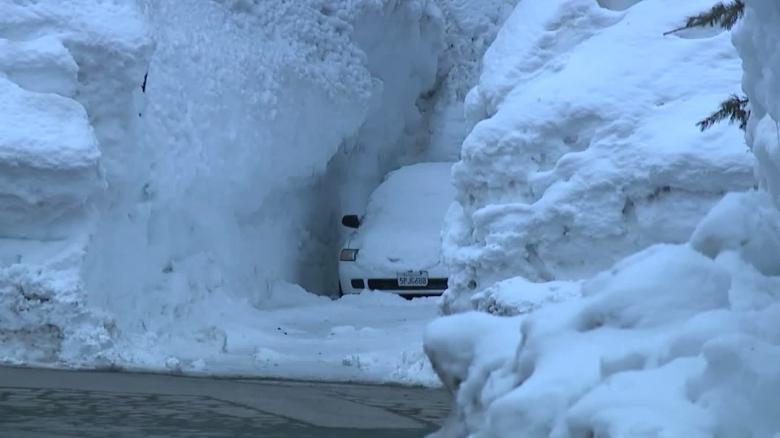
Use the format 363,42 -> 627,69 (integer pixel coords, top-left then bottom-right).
397,271 -> 429,288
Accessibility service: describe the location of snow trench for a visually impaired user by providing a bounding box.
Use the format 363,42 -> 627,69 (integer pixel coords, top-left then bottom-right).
0,0 -> 453,367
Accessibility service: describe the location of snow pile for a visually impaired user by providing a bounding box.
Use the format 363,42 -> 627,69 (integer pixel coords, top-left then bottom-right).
0,72 -> 99,240
427,202 -> 780,436
419,0 -> 518,162
0,1 -> 150,365
0,242 -> 114,366
441,0 -> 755,313
735,0 -> 780,205
74,0 -> 448,368
1,0 -> 458,377
424,0 -> 780,436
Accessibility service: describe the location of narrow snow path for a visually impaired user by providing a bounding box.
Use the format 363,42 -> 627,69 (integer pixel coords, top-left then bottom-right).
114,292 -> 442,387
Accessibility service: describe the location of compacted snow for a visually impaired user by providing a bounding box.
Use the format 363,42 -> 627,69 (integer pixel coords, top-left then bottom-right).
424,0 -> 780,436
5,0 -> 778,433
440,0 -> 755,313
0,0 -> 150,366
115,287 -> 441,386
0,0 -> 509,384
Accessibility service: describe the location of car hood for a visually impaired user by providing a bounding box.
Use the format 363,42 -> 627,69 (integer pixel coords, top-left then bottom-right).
353,227 -> 444,271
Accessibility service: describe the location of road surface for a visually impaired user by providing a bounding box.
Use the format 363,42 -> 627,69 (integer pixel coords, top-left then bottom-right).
0,366 -> 450,437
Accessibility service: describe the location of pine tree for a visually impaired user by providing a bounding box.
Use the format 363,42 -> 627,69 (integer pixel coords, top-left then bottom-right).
664,1 -> 745,35
697,95 -> 750,132
664,1 -> 750,132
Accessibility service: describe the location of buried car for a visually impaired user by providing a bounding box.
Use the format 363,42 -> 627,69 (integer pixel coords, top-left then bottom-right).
338,162 -> 456,298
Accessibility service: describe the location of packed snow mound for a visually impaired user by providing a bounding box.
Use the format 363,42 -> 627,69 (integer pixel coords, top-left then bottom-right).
352,162 -> 456,269
472,276 -> 580,317
1,0 -> 507,374
0,35 -> 78,96
0,77 -> 100,240
733,0 -> 780,205
426,196 -> 780,436
426,1 -> 780,436
691,191 -> 780,276
419,0 -> 518,162
0,0 -> 452,370
0,241 -> 115,366
441,0 -> 755,313
79,0 -> 445,354
0,0 -> 150,365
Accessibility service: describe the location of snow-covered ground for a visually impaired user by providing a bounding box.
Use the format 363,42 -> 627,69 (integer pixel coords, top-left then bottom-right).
424,0 -> 780,436
107,288 -> 441,386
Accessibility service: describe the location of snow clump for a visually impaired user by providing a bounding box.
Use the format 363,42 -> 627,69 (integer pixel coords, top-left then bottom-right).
425,0 -> 780,436
441,0 -> 755,313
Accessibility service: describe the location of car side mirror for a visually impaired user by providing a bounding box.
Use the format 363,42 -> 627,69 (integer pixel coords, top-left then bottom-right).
342,214 -> 360,229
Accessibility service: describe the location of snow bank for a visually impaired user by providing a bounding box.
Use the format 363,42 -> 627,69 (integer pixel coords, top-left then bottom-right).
427,208 -> 780,437
0,77 -> 99,240
734,0 -> 780,205
0,0 -> 150,365
0,242 -> 114,366
425,0 -> 780,436
1,0 -> 453,374
418,0 -> 518,162
441,0 -> 755,313
75,0 -> 447,361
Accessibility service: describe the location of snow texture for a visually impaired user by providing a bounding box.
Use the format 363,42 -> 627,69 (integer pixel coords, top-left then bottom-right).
428,200 -> 780,436
0,0 -> 150,366
425,0 -> 780,436
441,0 -> 756,313
418,0 -> 518,162
734,0 -> 780,206
115,285 -> 442,386
0,0 -> 509,382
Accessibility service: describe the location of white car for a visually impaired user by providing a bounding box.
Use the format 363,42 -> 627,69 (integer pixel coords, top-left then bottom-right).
338,162 -> 456,298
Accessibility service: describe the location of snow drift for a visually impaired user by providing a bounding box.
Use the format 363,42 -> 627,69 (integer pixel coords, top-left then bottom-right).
0,0 -> 150,365
1,0 -> 446,367
440,0 -> 755,313
425,0 -> 780,436
0,0 -> 513,378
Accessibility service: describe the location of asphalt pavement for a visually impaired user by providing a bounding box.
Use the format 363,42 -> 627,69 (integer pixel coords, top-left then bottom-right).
0,366 -> 450,437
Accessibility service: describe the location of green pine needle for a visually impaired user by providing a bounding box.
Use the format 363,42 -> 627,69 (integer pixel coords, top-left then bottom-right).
665,1 -> 745,35
697,95 -> 750,132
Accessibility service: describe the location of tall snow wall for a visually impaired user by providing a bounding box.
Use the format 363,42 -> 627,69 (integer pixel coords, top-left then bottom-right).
441,0 -> 756,313
0,1 -> 151,364
83,0 -> 446,344
424,2 -> 780,437
734,0 -> 780,203
0,0 -> 447,364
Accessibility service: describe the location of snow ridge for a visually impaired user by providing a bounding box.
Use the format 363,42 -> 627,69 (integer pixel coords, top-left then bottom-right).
425,0 -> 780,436
0,0 -> 151,365
441,0 -> 755,313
